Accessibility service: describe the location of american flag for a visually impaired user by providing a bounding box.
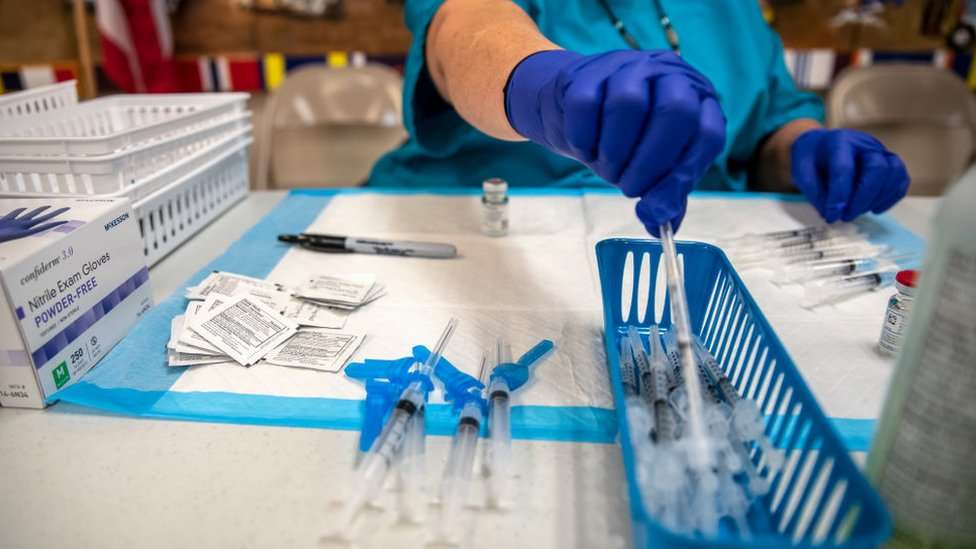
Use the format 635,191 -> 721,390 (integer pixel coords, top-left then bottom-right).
96,0 -> 177,92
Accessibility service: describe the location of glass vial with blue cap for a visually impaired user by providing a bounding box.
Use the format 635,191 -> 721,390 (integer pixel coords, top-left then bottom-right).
481,178 -> 509,237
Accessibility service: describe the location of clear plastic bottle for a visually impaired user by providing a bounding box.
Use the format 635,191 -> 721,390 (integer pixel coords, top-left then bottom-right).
877,269 -> 919,357
481,178 -> 509,237
867,168 -> 976,548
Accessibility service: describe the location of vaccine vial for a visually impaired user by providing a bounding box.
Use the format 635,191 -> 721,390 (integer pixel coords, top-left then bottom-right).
878,269 -> 919,356
481,178 -> 509,237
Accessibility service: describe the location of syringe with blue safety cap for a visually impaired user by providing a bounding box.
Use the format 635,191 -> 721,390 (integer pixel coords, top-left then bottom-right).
344,355 -> 414,463
335,317 -> 459,533
483,337 -> 555,508
435,353 -> 489,544
398,342 -> 488,526
347,351 -> 476,466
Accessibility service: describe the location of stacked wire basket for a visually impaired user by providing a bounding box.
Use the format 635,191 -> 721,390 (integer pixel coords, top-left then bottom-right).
0,81 -> 252,265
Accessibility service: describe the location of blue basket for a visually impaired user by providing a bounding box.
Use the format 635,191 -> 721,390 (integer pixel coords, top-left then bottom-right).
595,238 -> 890,549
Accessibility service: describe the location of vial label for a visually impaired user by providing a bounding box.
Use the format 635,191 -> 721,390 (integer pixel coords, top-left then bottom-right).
878,305 -> 908,355
481,204 -> 508,236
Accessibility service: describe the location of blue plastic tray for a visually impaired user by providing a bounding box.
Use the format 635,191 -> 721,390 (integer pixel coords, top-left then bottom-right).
595,238 -> 890,549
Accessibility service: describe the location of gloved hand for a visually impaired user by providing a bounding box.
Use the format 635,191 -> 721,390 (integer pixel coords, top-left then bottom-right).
505,49 -> 726,235
791,129 -> 910,223
0,205 -> 70,243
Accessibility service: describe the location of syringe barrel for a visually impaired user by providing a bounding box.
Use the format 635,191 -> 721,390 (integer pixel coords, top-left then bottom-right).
486,380 -> 512,470
375,407 -> 412,462
778,258 -> 859,284
444,418 -> 480,483
438,416 -> 478,543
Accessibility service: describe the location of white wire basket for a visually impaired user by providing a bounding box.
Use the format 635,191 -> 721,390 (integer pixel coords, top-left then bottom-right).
0,87 -> 253,265
0,92 -> 248,156
0,114 -> 251,195
134,137 -> 252,265
0,81 -> 78,122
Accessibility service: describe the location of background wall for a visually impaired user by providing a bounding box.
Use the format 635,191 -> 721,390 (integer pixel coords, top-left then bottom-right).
0,0 -> 952,67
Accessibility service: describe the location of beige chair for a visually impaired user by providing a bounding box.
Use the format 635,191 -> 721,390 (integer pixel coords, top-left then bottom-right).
828,64 -> 976,196
254,64 -> 408,189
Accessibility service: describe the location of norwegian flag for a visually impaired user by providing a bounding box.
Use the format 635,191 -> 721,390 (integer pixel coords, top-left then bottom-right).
96,0 -> 177,92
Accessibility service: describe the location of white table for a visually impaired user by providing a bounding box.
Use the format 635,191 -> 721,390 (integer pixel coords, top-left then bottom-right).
0,192 -> 938,549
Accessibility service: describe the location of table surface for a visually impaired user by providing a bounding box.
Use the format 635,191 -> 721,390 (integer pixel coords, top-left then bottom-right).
0,191 -> 939,549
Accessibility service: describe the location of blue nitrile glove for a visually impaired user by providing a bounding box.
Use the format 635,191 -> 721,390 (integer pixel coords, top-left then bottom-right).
0,205 -> 70,243
490,339 -> 555,392
505,50 -> 726,235
791,129 -> 910,223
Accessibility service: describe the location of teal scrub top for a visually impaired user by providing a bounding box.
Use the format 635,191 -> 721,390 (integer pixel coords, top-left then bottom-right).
367,0 -> 825,191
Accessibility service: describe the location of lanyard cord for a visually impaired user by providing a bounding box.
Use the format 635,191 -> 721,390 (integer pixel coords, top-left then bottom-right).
595,0 -> 681,54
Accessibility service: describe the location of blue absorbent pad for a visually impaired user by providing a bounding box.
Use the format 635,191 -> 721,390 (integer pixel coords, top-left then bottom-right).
55,189 -> 924,450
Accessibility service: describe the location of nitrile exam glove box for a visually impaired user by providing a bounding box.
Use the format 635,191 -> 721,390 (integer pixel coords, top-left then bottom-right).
0,198 -> 152,409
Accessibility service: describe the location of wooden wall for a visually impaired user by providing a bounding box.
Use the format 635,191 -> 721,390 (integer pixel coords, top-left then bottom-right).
0,1 -> 953,67
0,0 -> 411,66
172,1 -> 411,55
772,0 -> 945,51
0,1 -> 84,64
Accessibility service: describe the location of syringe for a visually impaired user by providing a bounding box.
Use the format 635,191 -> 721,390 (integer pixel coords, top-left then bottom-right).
733,232 -> 866,260
691,336 -> 739,406
481,337 -> 553,509
484,338 -> 513,508
659,222 -> 712,471
436,354 -> 488,544
663,329 -> 722,404
335,317 -> 459,533
773,253 -> 914,286
726,226 -> 862,257
692,336 -> 784,495
719,224 -> 858,250
802,270 -> 896,309
628,326 -> 676,442
735,241 -> 883,270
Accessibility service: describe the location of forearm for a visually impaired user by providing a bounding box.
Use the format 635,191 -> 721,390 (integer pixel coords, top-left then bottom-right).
755,118 -> 822,191
426,0 -> 560,140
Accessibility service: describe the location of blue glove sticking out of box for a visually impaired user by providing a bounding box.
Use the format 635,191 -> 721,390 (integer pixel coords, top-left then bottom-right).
0,205 -> 70,243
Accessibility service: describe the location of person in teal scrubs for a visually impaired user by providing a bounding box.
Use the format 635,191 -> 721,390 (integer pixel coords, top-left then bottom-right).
368,0 -> 909,234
